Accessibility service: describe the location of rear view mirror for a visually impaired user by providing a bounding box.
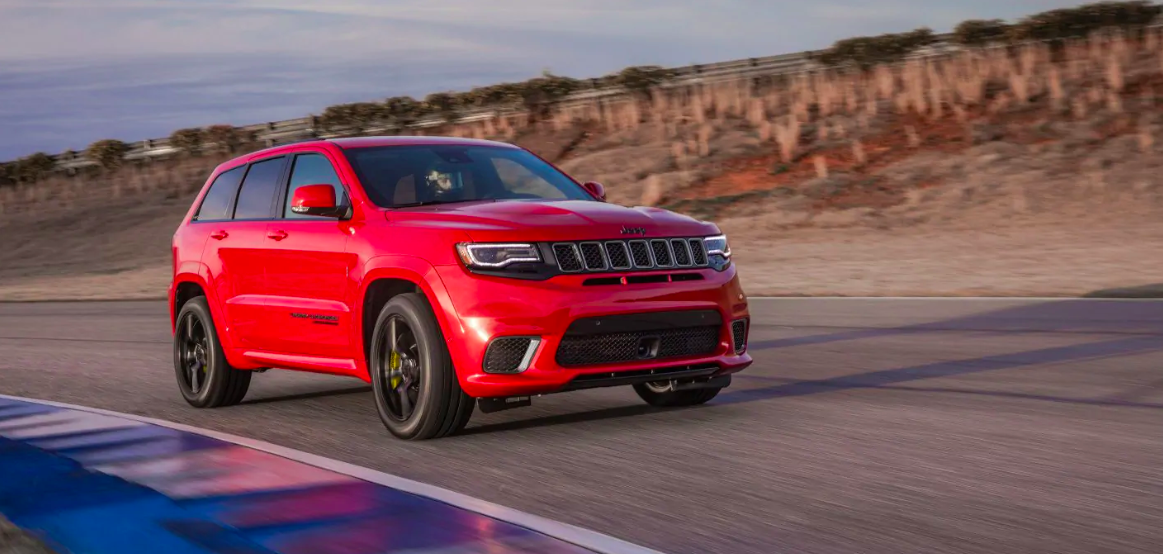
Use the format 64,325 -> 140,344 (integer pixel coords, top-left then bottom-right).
291,184 -> 344,217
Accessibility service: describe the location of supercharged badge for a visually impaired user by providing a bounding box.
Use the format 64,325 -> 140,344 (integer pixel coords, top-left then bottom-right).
290,312 -> 339,325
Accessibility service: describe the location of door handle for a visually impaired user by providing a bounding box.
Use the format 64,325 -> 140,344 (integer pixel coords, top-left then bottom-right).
209,230 -> 228,240
267,230 -> 288,241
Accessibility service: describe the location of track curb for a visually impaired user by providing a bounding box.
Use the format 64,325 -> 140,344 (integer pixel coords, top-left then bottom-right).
0,393 -> 666,554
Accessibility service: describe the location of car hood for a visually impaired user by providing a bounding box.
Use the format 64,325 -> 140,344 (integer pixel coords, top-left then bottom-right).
383,200 -> 719,242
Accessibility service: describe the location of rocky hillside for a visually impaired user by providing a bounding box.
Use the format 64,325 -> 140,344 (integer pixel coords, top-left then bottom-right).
1,30 -> 1162,299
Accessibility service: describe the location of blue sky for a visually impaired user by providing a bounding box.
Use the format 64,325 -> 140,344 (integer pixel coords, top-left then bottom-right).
0,0 -> 1087,159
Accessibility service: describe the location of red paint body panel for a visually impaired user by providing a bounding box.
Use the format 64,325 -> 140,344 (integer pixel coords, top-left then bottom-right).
259,219 -> 354,359
169,137 -> 752,397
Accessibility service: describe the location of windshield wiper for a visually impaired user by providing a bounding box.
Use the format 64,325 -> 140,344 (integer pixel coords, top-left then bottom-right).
388,199 -> 496,209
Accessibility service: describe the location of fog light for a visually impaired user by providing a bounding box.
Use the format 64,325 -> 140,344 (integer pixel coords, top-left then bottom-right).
483,337 -> 541,374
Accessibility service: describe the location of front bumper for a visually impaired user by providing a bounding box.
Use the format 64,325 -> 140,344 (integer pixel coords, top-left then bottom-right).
432,263 -> 752,398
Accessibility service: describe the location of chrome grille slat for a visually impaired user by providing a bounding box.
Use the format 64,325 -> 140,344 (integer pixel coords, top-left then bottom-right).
650,239 -> 673,267
553,243 -> 584,272
688,239 -> 708,266
628,240 -> 653,268
670,239 -> 692,267
605,241 -> 632,270
579,242 -> 608,271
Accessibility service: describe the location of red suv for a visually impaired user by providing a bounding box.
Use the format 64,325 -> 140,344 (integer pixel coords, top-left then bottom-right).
169,137 -> 751,440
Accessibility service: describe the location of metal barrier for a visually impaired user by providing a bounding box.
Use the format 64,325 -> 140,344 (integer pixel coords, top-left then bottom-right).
29,23 -> 1163,171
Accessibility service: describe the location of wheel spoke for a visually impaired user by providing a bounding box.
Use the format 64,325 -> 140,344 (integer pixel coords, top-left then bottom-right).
388,317 -> 398,352
188,361 -> 200,393
378,315 -> 425,422
398,385 -> 412,418
185,317 -> 195,342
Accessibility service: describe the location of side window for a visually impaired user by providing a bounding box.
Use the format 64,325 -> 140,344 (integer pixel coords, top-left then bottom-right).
285,154 -> 345,219
194,166 -> 245,221
233,157 -> 286,220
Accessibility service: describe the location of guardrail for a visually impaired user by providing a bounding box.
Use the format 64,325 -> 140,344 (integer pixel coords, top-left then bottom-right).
26,24 -> 1156,172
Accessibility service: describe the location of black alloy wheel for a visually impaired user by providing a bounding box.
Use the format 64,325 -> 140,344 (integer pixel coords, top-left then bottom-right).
369,293 -> 474,440
172,297 -> 251,408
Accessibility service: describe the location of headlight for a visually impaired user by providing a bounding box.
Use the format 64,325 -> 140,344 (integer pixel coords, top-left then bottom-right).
456,243 -> 541,268
704,234 -> 731,258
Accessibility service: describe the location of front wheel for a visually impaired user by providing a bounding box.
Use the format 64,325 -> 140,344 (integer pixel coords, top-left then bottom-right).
633,381 -> 721,407
369,293 -> 474,440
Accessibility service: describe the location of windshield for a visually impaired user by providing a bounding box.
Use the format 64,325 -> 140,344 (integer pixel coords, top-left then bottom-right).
343,145 -> 594,208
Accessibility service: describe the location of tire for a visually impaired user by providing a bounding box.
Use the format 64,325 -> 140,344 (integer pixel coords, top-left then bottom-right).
633,382 -> 721,408
173,297 -> 251,408
369,293 -> 474,440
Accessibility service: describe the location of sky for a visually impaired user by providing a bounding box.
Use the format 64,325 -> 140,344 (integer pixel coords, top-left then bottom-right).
0,0 -> 1089,160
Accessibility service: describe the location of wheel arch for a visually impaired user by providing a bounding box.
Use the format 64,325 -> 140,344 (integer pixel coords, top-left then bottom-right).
170,272 -> 216,330
355,257 -> 462,377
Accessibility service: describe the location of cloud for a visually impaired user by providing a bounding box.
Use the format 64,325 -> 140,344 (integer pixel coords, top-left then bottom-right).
0,0 -> 1091,159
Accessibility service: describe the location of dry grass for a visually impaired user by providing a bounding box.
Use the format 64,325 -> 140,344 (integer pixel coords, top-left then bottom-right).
3,29 -> 1163,299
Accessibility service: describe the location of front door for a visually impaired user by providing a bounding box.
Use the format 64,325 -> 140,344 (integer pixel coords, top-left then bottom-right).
201,156 -> 287,350
258,152 -> 355,359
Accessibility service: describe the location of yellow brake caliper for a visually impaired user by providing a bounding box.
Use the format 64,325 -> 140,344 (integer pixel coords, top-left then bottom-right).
389,349 -> 401,389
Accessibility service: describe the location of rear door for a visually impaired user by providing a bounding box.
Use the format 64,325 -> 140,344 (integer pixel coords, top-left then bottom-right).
200,155 -> 287,350
257,151 -> 355,359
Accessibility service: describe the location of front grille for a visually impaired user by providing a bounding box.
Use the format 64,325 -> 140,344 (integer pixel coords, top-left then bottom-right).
484,337 -> 535,373
553,237 -> 710,273
731,319 -> 747,354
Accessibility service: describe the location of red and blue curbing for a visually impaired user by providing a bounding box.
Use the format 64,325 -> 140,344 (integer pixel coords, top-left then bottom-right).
0,396 -> 661,554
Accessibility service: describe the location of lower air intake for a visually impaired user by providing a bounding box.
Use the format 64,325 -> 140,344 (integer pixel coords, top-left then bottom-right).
731,319 -> 748,354
556,326 -> 720,367
484,337 -> 537,374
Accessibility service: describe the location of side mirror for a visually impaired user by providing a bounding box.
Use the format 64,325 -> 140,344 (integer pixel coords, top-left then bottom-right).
583,181 -> 606,201
290,184 -> 343,217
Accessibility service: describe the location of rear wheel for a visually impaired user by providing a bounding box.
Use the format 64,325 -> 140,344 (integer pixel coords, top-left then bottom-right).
633,381 -> 721,407
173,297 -> 251,408
370,293 -> 474,440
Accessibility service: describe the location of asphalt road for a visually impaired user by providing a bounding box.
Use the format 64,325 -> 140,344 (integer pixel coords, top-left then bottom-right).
1,298 -> 1161,554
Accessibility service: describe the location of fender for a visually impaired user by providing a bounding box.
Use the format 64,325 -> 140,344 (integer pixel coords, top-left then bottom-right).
352,255 -> 466,377
170,262 -> 245,366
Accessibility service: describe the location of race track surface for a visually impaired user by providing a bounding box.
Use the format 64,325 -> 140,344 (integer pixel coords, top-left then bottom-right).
1,298 -> 1161,554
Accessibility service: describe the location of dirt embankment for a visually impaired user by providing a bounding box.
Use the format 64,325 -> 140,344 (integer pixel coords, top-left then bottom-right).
1,34 -> 1161,300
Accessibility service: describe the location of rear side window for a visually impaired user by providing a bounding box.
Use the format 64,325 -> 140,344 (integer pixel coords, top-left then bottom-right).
194,166 -> 245,221
233,157 -> 286,220
285,154 -> 344,219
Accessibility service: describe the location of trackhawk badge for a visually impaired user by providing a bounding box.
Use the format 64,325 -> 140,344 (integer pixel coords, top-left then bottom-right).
620,226 -> 647,236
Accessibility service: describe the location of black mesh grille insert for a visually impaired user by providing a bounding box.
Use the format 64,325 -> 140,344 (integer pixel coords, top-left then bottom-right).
670,239 -> 692,266
650,240 -> 673,267
553,244 -> 583,272
731,319 -> 747,354
484,337 -> 533,373
556,326 -> 720,367
579,243 -> 607,271
629,240 -> 653,268
688,239 -> 708,266
605,241 -> 632,269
